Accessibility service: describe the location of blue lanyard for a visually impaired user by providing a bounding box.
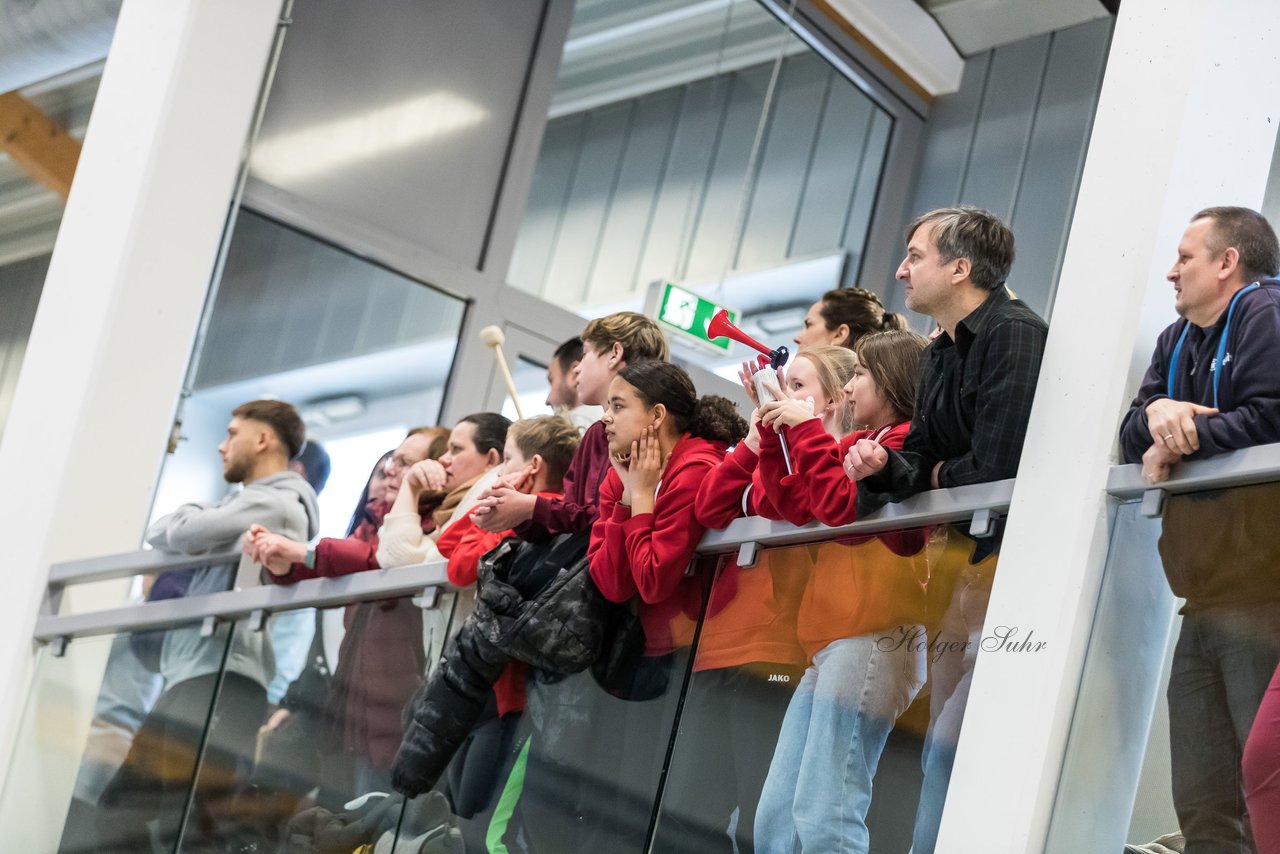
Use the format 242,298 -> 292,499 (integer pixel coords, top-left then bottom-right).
1166,282 -> 1259,407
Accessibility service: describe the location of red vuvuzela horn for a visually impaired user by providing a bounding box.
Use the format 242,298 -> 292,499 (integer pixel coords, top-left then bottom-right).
707,309 -> 789,368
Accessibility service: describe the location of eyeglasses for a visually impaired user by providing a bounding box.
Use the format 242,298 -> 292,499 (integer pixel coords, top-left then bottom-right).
384,454 -> 418,474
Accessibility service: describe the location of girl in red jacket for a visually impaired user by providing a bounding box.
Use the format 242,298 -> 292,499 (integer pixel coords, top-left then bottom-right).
586,359 -> 748,851
753,329 -> 930,854
652,344 -> 856,854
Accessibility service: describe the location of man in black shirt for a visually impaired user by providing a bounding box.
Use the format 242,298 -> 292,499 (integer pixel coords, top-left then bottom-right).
846,206 -> 1048,854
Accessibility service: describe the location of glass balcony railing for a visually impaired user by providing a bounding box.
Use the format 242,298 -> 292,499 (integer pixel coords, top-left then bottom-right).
19,445 -> 1276,853
7,474 -> 1013,853
1047,443 -> 1280,854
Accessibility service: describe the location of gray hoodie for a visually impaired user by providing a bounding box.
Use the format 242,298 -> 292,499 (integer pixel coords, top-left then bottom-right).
145,470 -> 320,690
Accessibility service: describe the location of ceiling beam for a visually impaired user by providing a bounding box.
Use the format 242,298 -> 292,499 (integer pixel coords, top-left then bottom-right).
0,91 -> 82,200
815,0 -> 965,100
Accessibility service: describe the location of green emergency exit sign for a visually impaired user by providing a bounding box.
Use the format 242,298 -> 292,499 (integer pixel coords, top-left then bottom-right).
656,282 -> 736,351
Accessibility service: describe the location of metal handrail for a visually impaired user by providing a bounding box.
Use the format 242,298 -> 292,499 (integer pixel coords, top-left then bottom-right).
48,549 -> 243,587
37,440 -> 1280,645
35,560 -> 451,644
697,478 -> 1014,553
1106,440 -> 1280,499
36,479 -> 1015,645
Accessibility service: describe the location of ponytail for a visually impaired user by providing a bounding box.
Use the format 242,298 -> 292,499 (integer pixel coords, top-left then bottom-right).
618,361 -> 747,445
691,395 -> 748,445
818,287 -> 896,348
880,310 -> 908,331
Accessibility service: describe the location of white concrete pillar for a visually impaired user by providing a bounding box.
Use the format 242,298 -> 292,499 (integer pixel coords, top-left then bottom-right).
0,0 -> 283,819
939,1 -> 1280,851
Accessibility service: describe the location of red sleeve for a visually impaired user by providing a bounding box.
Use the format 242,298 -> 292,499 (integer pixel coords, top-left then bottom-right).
443,491 -> 564,586
269,534 -> 382,584
587,469 -> 637,602
436,516 -> 503,587
618,460 -> 713,605
435,515 -> 468,559
695,443 -> 759,528
786,420 -> 911,527
517,422 -> 606,541
756,424 -> 818,526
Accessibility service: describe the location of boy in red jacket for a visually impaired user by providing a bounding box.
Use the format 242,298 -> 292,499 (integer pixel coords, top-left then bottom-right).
436,415 -> 582,718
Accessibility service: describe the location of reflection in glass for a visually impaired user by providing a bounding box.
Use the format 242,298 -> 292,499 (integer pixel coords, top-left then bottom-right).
1051,482 -> 1280,852
653,527 -> 952,854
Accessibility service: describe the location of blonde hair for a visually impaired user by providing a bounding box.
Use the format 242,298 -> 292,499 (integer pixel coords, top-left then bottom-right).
581,311 -> 669,363
507,415 -> 581,490
795,345 -> 858,435
406,426 -> 450,461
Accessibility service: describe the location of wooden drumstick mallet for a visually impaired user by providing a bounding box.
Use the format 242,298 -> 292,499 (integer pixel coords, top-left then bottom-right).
479,325 -> 525,419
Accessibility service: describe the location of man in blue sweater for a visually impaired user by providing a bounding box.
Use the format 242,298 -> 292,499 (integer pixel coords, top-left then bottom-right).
1119,206 -> 1280,853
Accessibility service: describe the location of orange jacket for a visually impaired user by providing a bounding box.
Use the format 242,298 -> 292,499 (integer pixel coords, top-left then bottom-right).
693,441 -> 808,672
762,419 -> 928,656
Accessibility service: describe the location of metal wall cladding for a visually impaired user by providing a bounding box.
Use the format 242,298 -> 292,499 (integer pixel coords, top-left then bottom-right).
0,253 -> 47,436
903,16 -> 1114,322
193,211 -> 465,389
249,0 -> 549,273
508,48 -> 892,309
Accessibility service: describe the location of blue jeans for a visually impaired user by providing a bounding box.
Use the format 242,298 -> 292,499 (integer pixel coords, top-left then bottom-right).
755,631 -> 925,853
1169,604 -> 1280,854
912,569 -> 992,854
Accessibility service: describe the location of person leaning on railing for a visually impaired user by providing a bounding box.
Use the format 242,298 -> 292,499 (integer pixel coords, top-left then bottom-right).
94,400 -> 320,853
746,333 -> 929,854
243,426 -> 445,812
843,207 -> 1048,854
464,311 -> 669,852
647,347 -> 855,854
391,415 -> 581,835
1117,206 -> 1280,853
585,360 -> 748,851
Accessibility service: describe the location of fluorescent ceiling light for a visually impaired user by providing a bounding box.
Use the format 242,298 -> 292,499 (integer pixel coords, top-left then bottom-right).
250,92 -> 488,185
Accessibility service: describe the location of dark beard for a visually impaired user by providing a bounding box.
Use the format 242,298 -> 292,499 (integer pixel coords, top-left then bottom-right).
223,460 -> 249,484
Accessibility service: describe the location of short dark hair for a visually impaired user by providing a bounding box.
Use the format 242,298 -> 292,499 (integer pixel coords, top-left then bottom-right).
907,206 -> 1015,291
457,412 -> 512,457
553,337 -> 585,373
1192,206 -> 1280,283
294,439 -> 331,494
232,400 -> 306,461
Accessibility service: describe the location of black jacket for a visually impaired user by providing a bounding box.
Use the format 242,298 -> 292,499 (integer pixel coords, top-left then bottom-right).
1119,279 -> 1280,610
1119,279 -> 1280,463
391,531 -> 603,797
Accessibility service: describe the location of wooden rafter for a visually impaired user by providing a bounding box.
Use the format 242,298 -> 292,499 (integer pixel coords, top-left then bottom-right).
0,91 -> 82,200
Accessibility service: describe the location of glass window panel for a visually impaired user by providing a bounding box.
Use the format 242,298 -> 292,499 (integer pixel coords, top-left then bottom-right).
188,599 -> 439,851
1049,482 -> 1280,851
54,211 -> 466,617
507,0 -> 893,379
248,0 -> 550,271
0,624 -> 230,852
653,524 -> 996,852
